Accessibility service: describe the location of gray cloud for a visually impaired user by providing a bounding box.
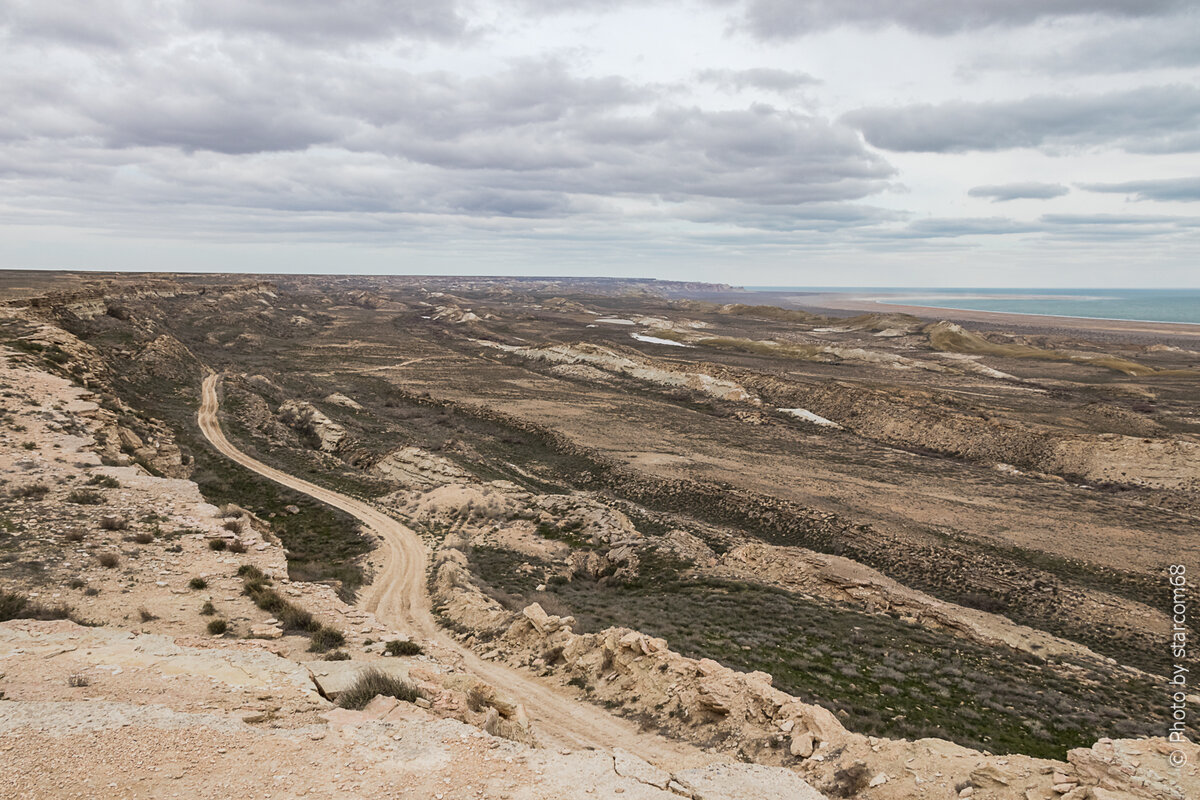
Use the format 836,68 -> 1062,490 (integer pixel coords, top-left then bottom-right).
0,20 -> 895,235
968,182 -> 1069,202
1040,213 -> 1191,226
712,0 -> 1187,39
1079,177 -> 1200,201
896,217 -> 1044,238
1017,13 -> 1200,73
0,0 -> 470,49
696,68 -> 820,94
0,0 -> 170,49
844,85 -> 1200,153
187,0 -> 469,43
872,213 -> 1199,242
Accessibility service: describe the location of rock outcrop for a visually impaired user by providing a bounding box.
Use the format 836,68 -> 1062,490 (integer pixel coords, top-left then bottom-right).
278,400 -> 347,452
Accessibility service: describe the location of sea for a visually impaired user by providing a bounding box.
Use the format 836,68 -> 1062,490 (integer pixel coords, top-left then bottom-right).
746,287 -> 1200,326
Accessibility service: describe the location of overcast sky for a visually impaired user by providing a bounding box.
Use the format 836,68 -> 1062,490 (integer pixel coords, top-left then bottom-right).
2,1 -> 1199,287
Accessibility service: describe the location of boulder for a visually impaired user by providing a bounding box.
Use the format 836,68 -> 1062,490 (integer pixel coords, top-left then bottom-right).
249,623 -> 283,640
789,730 -> 815,758
324,393 -> 362,410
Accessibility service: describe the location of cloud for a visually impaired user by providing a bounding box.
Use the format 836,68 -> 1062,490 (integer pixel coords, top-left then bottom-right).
711,0 -> 1188,39
0,0 -> 471,49
1039,213 -> 1188,225
843,85 -> 1200,153
696,68 -> 820,94
1031,13 -> 1200,73
968,182 -> 1068,202
894,217 -> 1044,238
1079,177 -> 1200,202
187,1 -> 469,44
0,23 -> 895,237
0,0 -> 172,49
870,213 -> 1200,242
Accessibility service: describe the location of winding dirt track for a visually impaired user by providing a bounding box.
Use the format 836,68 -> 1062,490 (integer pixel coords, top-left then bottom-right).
198,373 -> 707,768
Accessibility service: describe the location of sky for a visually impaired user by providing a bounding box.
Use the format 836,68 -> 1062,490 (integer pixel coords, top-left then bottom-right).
1,1 -> 1199,287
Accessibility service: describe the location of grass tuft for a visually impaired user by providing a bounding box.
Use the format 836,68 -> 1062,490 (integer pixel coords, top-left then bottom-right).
335,668 -> 418,709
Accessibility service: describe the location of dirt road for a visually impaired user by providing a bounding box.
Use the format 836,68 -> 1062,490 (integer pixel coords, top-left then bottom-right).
198,373 -> 708,767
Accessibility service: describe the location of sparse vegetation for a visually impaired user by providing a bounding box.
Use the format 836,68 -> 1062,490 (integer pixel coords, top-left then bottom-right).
323,650 -> 351,661
67,673 -> 90,688
188,577 -> 207,590
131,530 -> 155,544
206,618 -> 228,635
470,544 -> 1161,759
200,600 -> 216,615
99,515 -> 128,531
138,606 -> 158,622
207,538 -> 227,551
336,668 -> 419,709
96,551 -> 120,568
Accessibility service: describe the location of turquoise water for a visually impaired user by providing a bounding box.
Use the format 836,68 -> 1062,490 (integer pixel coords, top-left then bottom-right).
746,287 -> 1200,325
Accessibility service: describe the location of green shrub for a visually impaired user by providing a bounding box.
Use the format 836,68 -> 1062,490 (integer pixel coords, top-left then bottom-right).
11,484 -> 49,500
0,590 -> 73,622
237,564 -> 265,580
308,626 -> 346,653
384,639 -> 423,657
825,764 -> 871,799
66,489 -> 104,505
86,475 -> 120,489
336,668 -> 418,709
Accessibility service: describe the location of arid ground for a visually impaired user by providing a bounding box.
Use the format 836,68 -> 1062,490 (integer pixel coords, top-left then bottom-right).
1,270 -> 1197,799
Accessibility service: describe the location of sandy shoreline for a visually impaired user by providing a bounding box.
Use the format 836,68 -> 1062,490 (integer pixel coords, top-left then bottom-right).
766,292 -> 1200,341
